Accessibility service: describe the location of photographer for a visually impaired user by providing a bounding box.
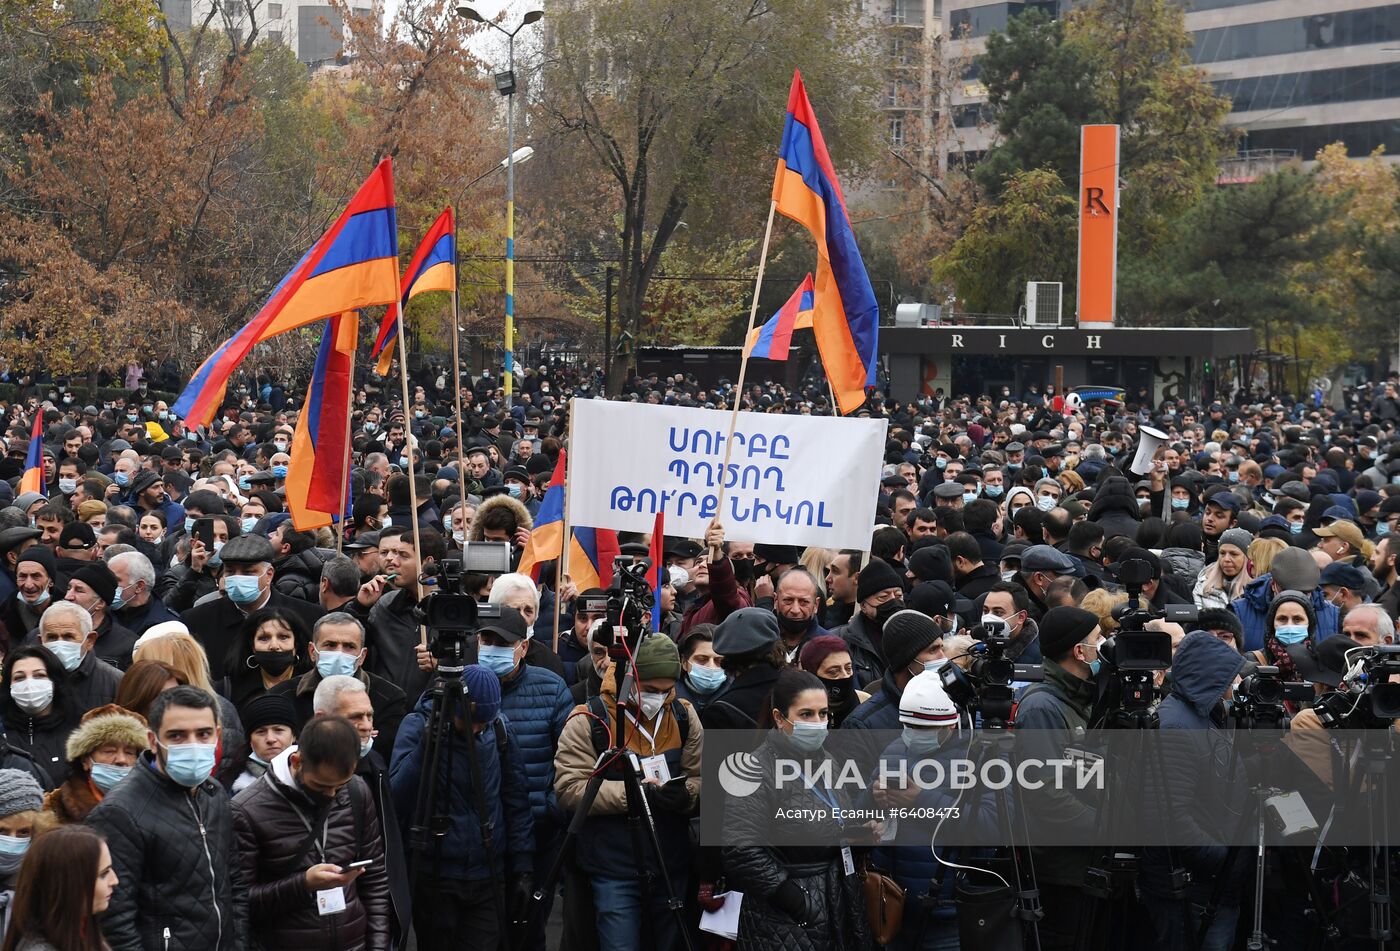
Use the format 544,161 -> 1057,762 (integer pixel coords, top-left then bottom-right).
1141,631 -> 1249,951
388,664 -> 534,951
1012,605 -> 1103,950
554,633 -> 702,951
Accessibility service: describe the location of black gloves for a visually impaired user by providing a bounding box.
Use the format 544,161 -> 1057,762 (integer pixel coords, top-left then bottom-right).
643,778 -> 692,814
771,879 -> 812,925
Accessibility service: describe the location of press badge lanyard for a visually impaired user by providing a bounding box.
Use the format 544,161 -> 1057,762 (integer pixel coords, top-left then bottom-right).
625,710 -> 665,754
271,779 -> 331,862
808,776 -> 856,876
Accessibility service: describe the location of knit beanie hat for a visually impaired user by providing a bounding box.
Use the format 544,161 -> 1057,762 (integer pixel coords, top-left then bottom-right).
461,664 -> 502,722
856,557 -> 904,603
239,693 -> 299,736
880,609 -> 941,672
1039,606 -> 1100,662
0,769 -> 43,817
798,635 -> 851,675
1218,528 -> 1253,554
71,561 -> 118,606
15,545 -> 55,579
634,633 -> 681,680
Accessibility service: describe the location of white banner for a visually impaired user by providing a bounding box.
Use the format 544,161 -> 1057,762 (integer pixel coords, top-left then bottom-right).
568,400 -> 887,550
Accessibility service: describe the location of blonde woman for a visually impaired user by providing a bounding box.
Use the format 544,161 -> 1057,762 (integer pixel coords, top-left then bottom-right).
1080,588 -> 1128,635
799,547 -> 834,599
131,625 -> 244,754
1247,537 -> 1288,577
1193,528 -> 1255,611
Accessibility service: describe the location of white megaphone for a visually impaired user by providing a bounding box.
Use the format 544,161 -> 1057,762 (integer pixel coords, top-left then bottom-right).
1128,425 -> 1169,477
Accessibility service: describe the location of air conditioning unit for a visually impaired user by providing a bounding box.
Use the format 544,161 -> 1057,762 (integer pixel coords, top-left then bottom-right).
1024,282 -> 1063,328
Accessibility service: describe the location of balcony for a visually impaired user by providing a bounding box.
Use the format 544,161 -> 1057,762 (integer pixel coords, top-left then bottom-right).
1216,148 -> 1298,184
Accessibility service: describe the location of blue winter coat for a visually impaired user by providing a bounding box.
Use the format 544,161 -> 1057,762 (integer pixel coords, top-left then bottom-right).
388,700 -> 534,881
497,662 -> 573,825
1231,574 -> 1339,653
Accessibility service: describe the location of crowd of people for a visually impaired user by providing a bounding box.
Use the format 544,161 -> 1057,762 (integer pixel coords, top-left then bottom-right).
0,361 -> 1396,951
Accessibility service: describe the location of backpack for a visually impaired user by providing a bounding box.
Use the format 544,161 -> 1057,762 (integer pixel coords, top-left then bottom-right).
585,696 -> 691,755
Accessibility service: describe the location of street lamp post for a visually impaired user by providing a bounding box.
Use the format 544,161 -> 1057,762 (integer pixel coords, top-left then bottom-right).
456,4 -> 543,411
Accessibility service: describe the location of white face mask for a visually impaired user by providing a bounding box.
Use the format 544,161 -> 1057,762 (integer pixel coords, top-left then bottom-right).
10,677 -> 54,714
638,691 -> 668,721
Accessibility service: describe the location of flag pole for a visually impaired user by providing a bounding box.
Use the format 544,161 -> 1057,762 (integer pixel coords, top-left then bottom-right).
336,321 -> 357,555
553,406 -> 575,654
448,222 -> 469,519
711,198 -> 778,560
391,300 -> 428,646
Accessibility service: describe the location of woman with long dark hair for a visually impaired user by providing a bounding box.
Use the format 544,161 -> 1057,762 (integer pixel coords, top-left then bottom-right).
221,607 -> 311,710
1,824 -> 117,951
0,647 -> 81,788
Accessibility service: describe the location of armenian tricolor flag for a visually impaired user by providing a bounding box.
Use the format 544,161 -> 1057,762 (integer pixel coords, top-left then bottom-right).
517,450 -> 620,592
17,411 -> 44,497
286,312 -> 358,530
174,160 -> 399,427
645,511 -> 664,632
745,273 -> 814,360
373,206 -> 456,376
772,71 -> 879,415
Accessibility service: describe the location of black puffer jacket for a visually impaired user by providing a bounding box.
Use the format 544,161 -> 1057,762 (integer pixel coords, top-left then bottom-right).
272,549 -> 327,603
231,749 -> 390,950
88,751 -> 247,951
1088,476 -> 1143,539
722,732 -> 868,951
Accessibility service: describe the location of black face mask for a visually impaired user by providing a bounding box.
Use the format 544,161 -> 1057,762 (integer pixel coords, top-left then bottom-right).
823,674 -> 856,712
872,598 -> 906,633
732,560 -> 755,583
777,613 -> 810,636
254,650 -> 296,676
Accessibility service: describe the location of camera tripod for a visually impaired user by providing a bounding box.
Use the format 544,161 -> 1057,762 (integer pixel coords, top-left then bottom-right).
406,630 -> 511,948
1331,730 -> 1395,950
531,601 -> 695,951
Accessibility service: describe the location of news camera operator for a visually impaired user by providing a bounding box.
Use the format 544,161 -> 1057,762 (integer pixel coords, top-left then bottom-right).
388,664 -> 534,951
1140,630 -> 1250,951
1011,605 -> 1103,950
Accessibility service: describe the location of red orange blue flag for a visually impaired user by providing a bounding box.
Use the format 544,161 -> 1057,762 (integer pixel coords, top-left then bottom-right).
174,160 -> 399,427
645,511 -> 664,631
18,412 -> 44,498
373,206 -> 456,376
286,312 -> 359,530
745,273 -> 815,360
772,70 -> 879,414
517,449 -> 621,593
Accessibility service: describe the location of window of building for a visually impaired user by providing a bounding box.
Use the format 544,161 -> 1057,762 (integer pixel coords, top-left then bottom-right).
890,116 -> 906,147
1243,117 -> 1400,156
1215,62 -> 1400,113
267,2 -> 282,18
268,28 -> 284,43
1193,7 -> 1400,65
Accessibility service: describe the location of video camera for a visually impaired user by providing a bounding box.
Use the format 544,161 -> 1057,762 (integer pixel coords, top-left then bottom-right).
940,617 -> 1043,729
1315,644 -> 1400,729
1226,665 -> 1312,729
1092,556 -> 1192,725
413,541 -> 511,668
578,556 -> 655,662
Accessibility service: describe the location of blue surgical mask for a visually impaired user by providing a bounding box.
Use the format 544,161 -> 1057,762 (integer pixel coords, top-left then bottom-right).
687,665 -> 727,694
23,588 -> 50,607
241,517 -> 258,535
224,574 -> 262,604
478,644 -> 518,676
1228,471 -> 1240,483
184,516 -> 195,535
1171,498 -> 1189,510
1036,495 -> 1056,512
1007,462 -> 1021,472
923,657 -> 949,675
114,471 -> 130,487
58,477 -> 76,495
1289,522 -> 1303,536
90,762 -> 131,793
273,441 -> 289,453
238,477 -> 251,491
507,484 -> 523,499
1275,624 -> 1309,645
158,410 -> 170,421
935,457 -> 948,470
1379,522 -> 1392,537
316,649 -> 359,679
984,484 -> 1003,498
364,422 -> 378,434
272,465 -> 288,479
397,457 -> 409,469
902,726 -> 941,756
786,719 -> 828,751
45,639 -> 83,671
1392,475 -> 1400,486
159,741 -> 217,788
0,834 -> 29,857
962,492 -> 977,504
